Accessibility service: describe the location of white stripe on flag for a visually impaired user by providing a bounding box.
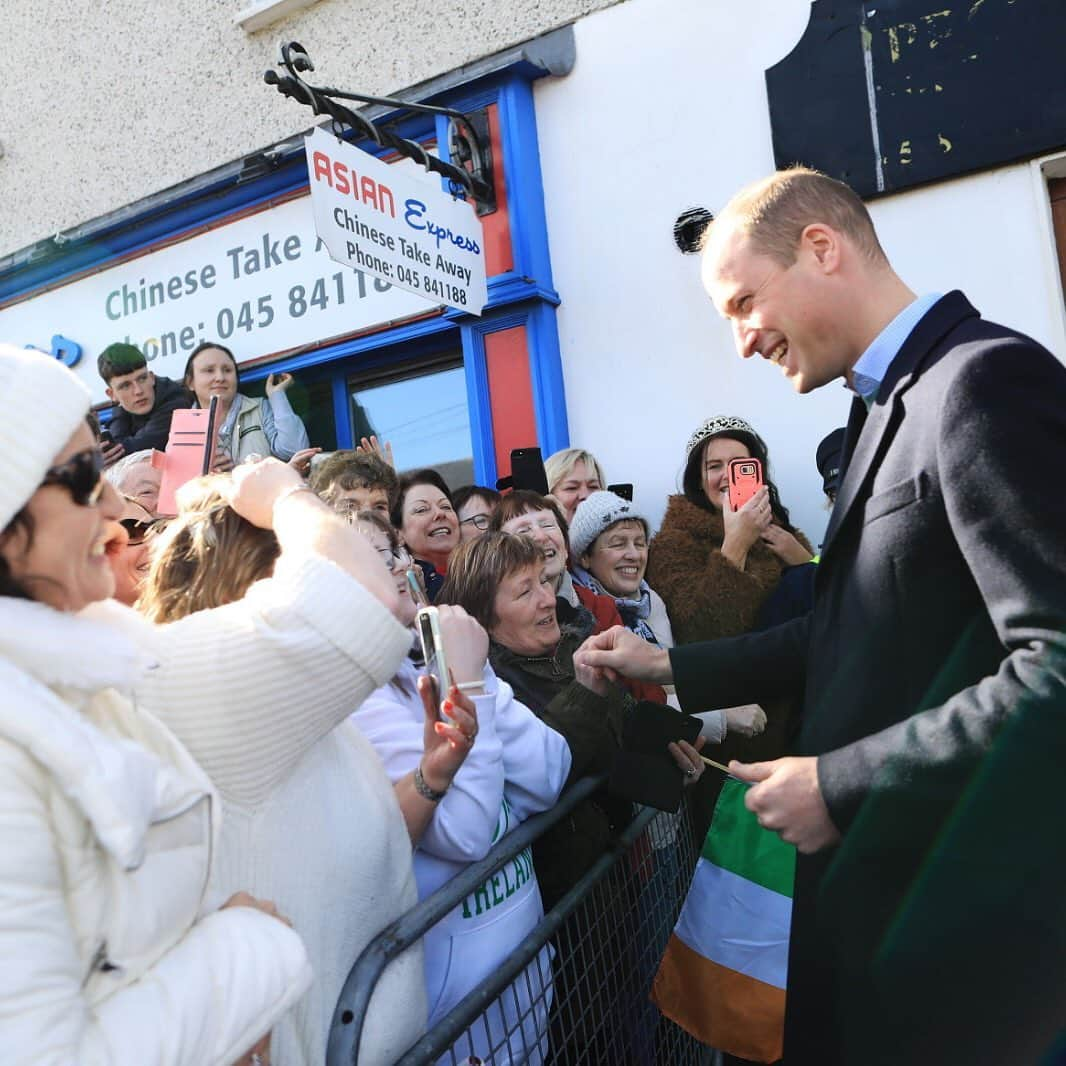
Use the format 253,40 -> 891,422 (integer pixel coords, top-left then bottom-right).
674,858 -> 792,990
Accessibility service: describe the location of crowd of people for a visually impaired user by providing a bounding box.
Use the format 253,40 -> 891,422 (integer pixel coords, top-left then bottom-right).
2,163 -> 1064,1066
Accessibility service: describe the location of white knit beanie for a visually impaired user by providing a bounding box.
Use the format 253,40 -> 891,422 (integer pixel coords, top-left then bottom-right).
569,490 -> 649,561
0,344 -> 92,530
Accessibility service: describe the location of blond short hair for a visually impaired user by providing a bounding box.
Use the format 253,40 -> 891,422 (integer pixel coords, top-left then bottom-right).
705,166 -> 886,266
138,475 -> 279,623
543,448 -> 606,496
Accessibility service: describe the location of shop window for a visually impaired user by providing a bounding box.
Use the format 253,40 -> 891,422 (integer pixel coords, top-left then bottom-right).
242,374 -> 337,451
349,357 -> 473,488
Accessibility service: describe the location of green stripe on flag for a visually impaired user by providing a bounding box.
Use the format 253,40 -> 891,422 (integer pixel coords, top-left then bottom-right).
702,779 -> 796,897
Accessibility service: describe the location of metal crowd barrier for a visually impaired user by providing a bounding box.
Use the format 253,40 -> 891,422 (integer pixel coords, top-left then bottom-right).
327,775 -> 717,1066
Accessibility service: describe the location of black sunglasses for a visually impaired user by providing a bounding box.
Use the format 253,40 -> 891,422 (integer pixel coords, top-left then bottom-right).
120,516 -> 167,544
41,449 -> 105,507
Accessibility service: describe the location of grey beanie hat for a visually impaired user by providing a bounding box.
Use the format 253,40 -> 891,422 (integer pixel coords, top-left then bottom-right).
569,490 -> 649,561
0,344 -> 92,530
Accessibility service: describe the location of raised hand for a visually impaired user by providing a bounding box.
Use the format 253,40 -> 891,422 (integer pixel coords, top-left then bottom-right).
265,372 -> 294,396
418,675 -> 478,794
356,435 -> 395,469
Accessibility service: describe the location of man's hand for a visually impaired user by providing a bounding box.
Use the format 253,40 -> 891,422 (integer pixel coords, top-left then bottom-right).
577,626 -> 673,685
723,703 -> 767,737
729,756 -> 841,854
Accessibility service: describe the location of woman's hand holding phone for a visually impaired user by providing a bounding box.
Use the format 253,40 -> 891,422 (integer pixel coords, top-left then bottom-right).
435,604 -> 489,687
417,675 -> 478,794
721,486 -> 772,567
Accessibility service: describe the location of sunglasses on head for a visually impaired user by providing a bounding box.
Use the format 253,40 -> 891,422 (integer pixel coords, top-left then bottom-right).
41,449 -> 105,507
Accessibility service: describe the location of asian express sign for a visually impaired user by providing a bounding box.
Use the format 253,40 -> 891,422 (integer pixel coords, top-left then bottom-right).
0,167 -> 455,405
305,127 -> 488,315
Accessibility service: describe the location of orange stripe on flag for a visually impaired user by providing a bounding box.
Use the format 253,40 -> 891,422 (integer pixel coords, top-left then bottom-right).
652,933 -> 785,1063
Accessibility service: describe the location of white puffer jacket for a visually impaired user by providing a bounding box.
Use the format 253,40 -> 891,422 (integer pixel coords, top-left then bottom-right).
0,596 -> 312,1066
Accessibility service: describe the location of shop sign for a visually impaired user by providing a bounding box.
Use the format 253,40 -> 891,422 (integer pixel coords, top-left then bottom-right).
0,193 -> 433,404
305,127 -> 488,316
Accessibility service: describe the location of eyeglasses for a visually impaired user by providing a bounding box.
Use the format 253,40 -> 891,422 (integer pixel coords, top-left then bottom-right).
459,514 -> 491,531
41,449 -> 106,507
120,517 -> 167,545
375,544 -> 413,572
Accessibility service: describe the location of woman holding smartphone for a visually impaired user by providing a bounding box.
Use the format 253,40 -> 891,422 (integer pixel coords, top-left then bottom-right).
353,512 -> 571,1066
647,415 -> 812,841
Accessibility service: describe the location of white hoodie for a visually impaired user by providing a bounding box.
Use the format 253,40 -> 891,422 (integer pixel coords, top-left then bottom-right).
355,660 -> 572,1065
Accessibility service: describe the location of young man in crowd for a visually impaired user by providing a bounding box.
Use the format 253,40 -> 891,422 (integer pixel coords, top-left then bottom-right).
583,166 -> 1066,1063
98,342 -> 191,463
309,449 -> 398,520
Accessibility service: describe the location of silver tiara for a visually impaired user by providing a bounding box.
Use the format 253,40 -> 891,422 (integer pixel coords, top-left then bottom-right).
686,415 -> 756,456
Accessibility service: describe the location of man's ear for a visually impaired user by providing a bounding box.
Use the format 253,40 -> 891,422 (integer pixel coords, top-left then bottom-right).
800,223 -> 841,273
580,551 -> 592,569
105,386 -> 116,404
146,371 -> 156,388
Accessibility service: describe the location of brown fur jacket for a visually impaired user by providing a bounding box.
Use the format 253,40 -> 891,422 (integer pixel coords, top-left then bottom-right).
647,494 -> 813,646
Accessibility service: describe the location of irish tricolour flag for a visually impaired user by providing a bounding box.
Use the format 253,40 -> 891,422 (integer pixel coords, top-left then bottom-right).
652,778 -> 796,1063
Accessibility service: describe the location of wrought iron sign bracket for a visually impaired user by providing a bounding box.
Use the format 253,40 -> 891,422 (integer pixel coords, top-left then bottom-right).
264,41 -> 496,215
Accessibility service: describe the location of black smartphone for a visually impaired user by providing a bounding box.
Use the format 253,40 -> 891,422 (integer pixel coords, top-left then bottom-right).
99,426 -> 113,446
608,482 -> 633,502
510,447 -> 550,495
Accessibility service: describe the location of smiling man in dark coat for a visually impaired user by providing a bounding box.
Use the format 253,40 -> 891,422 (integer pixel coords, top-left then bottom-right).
581,167 -> 1066,1064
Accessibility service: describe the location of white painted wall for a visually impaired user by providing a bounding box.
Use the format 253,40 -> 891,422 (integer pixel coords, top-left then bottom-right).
534,0 -> 1066,545
0,0 -> 621,256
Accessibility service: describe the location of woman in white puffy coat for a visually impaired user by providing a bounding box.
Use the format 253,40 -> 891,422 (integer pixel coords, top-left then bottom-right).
0,345 -> 314,1065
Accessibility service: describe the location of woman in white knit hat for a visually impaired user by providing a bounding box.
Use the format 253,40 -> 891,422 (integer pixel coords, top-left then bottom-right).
0,344 -> 316,1064
0,344 -> 415,1065
569,490 -> 675,649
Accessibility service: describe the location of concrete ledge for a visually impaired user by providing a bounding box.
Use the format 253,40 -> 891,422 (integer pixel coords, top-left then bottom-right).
235,0 -> 322,34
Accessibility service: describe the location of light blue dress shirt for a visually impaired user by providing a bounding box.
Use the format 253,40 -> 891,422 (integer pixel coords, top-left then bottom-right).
849,292 -> 942,408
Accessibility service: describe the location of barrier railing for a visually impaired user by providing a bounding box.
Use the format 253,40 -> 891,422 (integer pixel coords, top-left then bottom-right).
327,775 -> 714,1065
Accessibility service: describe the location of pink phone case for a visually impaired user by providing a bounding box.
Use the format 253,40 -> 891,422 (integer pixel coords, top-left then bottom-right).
156,403 -> 219,516
727,457 -> 763,511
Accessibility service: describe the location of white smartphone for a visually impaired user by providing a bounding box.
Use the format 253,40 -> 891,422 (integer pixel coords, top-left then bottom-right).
416,605 -> 450,716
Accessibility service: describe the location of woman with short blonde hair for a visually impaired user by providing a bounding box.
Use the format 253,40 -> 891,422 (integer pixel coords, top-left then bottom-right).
543,447 -> 606,523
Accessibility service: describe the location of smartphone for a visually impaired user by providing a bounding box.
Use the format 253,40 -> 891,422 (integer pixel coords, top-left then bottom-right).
156,396 -> 220,516
510,446 -> 550,496
99,426 -> 113,446
608,482 -> 633,502
416,605 -> 450,715
727,456 -> 763,511
406,566 -> 429,608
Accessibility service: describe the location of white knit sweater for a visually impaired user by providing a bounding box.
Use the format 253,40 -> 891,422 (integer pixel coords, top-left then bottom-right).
134,550 -> 424,1065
